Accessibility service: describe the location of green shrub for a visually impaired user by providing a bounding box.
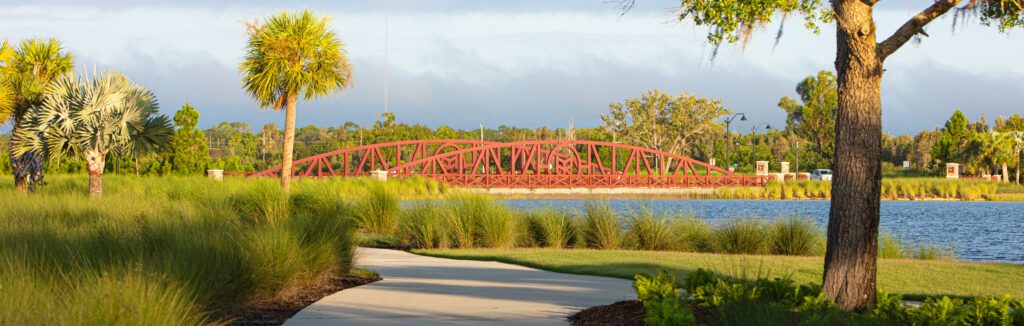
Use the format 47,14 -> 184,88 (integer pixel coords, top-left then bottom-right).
713,219 -> 766,254
767,217 -> 822,256
580,201 -> 622,249
626,207 -> 675,251
634,271 -> 696,326
400,202 -> 449,249
528,207 -> 576,248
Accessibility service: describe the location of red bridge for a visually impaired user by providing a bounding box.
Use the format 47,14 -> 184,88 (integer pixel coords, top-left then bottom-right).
246,140 -> 768,188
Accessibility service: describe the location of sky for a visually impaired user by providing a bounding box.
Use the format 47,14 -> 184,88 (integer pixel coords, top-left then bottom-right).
1,0 -> 1022,135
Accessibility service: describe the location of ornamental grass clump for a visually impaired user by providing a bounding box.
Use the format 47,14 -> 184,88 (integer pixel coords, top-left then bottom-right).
878,232 -> 905,259
670,213 -> 714,253
400,202 -> 449,249
713,219 -> 767,254
0,175 -> 358,324
580,201 -> 623,249
767,217 -> 823,256
626,207 -> 675,251
353,185 -> 401,236
528,207 -> 576,248
476,206 -> 522,249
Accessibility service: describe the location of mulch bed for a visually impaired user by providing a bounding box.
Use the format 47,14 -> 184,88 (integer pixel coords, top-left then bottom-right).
569,300 -> 718,326
230,273 -> 381,325
569,300 -> 646,326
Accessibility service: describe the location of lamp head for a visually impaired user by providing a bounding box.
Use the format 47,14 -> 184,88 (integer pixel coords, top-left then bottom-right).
740,115 -> 747,121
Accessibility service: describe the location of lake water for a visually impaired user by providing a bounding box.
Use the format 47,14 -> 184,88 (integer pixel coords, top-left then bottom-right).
502,199 -> 1024,263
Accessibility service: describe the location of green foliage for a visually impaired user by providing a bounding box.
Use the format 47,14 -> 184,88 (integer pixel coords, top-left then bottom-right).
626,207 -> 675,251
354,185 -> 401,236
171,103 -> 210,175
635,268 -> 1024,325
580,201 -> 622,249
634,271 -> 697,326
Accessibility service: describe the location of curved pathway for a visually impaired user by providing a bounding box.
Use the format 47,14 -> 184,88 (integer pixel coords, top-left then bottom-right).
284,248 -> 635,326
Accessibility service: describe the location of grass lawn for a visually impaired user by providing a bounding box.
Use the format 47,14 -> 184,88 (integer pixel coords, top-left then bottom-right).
416,249 -> 1024,300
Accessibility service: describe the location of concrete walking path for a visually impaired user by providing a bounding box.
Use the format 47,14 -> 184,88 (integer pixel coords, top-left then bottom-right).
284,248 -> 636,326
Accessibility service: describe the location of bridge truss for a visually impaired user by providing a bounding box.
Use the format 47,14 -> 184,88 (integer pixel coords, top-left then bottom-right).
247,140 -> 767,188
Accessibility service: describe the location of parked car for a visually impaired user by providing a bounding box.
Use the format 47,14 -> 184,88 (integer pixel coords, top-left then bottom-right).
810,169 -> 833,181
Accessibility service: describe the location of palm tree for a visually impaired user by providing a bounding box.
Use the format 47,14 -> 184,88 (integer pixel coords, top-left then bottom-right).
13,70 -> 172,197
0,40 -> 13,122
240,10 -> 353,193
1,38 -> 74,191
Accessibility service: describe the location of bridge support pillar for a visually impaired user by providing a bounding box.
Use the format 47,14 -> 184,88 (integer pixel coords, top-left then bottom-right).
207,169 -> 223,181
371,170 -> 389,181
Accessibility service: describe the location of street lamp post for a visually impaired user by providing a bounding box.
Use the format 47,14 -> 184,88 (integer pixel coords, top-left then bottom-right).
750,123 -> 772,172
722,113 -> 746,168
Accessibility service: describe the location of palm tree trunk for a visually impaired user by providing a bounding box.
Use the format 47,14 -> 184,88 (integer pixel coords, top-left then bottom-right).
823,0 -> 883,311
280,93 -> 298,193
1002,164 -> 1009,183
85,149 -> 105,197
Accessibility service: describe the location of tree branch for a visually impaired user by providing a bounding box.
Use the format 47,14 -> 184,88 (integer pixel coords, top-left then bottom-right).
877,0 -> 961,61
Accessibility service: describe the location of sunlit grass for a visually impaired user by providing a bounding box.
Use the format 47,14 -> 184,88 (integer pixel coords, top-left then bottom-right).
0,175 -> 360,324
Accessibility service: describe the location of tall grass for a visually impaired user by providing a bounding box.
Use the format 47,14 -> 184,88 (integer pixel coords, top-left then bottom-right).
625,207 -> 674,251
0,175 -> 357,324
400,202 -> 449,249
353,185 -> 401,236
713,219 -> 767,254
671,213 -> 714,253
580,201 -> 623,249
767,217 -> 824,256
528,207 -> 576,248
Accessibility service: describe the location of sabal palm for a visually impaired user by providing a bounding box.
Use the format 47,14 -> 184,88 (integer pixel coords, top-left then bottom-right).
2,38 -> 74,191
240,10 -> 353,193
0,40 -> 13,122
13,70 -> 172,196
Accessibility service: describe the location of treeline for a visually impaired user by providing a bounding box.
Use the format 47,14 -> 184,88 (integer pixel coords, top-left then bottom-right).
2,45 -> 1021,182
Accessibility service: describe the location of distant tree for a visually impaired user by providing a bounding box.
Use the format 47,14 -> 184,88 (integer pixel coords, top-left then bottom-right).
258,123 -> 279,164
13,70 -> 172,196
435,125 -> 457,139
602,89 -> 730,160
2,38 -> 74,191
778,71 -> 836,168
240,10 -> 353,193
932,110 -> 972,167
171,103 -> 210,175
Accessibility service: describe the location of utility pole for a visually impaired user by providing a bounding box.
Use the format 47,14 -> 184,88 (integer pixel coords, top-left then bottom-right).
480,124 -> 484,141
383,11 -> 389,114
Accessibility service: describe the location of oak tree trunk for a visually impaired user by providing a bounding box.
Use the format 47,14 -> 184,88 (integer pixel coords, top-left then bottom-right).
85,149 -> 105,198
823,0 -> 884,311
280,93 -> 298,193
